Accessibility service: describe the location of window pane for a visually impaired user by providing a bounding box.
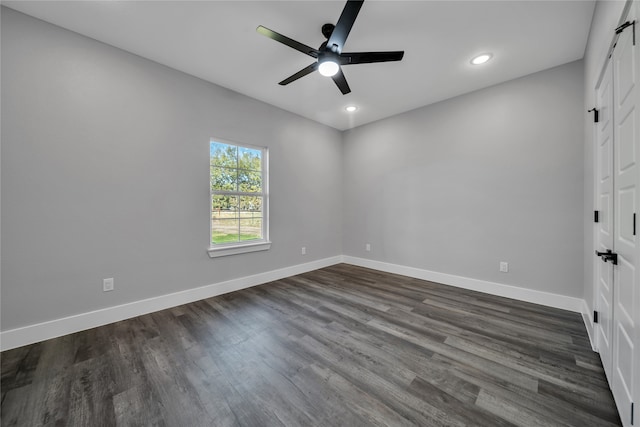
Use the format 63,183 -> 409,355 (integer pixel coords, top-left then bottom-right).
210,142 -> 237,168
212,219 -> 239,244
210,139 -> 267,250
240,218 -> 262,241
211,195 -> 238,220
238,147 -> 261,171
239,196 -> 262,217
238,169 -> 262,193
211,167 -> 237,191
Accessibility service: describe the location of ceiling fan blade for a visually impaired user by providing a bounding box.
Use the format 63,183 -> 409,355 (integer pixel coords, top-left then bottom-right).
326,0 -> 364,54
331,68 -> 351,95
279,63 -> 319,86
257,26 -> 319,58
340,51 -> 404,65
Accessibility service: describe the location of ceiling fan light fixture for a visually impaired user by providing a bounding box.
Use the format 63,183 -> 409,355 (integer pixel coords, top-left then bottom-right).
257,0 -> 404,95
318,59 -> 340,77
471,53 -> 493,65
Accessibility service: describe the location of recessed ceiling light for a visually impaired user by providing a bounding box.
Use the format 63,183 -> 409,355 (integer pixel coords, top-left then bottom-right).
471,53 -> 493,65
345,105 -> 358,112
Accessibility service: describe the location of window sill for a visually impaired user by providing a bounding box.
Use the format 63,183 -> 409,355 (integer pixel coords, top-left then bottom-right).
207,241 -> 272,258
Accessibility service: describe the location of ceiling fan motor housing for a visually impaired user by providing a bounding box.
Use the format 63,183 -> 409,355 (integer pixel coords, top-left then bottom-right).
322,23 -> 335,39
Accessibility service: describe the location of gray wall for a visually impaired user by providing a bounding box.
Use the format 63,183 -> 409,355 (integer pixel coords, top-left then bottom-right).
582,0 -> 627,327
1,8 -> 343,331
342,60 -> 584,297
2,5 -> 590,333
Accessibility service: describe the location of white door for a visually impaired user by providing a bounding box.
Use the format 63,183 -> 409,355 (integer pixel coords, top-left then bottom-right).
611,11 -> 637,426
595,58 -> 615,382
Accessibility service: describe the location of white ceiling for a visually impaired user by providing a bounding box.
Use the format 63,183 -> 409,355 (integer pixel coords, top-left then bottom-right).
3,1 -> 595,130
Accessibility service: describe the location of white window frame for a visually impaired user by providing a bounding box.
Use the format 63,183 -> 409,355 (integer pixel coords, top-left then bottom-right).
208,137 -> 270,258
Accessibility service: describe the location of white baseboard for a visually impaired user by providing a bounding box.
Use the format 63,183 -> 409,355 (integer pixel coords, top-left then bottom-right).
342,256 -> 584,313
1,255 -> 589,351
0,256 -> 342,351
581,299 -> 598,351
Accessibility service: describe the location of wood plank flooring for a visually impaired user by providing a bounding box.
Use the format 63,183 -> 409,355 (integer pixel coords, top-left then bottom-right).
1,264 -> 621,426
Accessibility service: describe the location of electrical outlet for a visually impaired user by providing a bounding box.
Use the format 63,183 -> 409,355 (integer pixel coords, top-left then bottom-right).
301,246 -> 306,255
365,243 -> 371,252
499,262 -> 509,273
103,277 -> 114,292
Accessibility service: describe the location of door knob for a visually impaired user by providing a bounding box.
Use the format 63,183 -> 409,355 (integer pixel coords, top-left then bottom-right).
595,249 -> 618,265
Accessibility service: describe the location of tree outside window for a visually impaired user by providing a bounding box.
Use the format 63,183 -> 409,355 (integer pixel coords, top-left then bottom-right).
210,140 -> 267,246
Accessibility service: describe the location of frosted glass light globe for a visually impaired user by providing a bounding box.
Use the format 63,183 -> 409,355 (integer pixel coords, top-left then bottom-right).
318,60 -> 339,77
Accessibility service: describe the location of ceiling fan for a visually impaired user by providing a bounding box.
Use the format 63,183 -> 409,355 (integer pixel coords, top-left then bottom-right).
257,0 -> 404,95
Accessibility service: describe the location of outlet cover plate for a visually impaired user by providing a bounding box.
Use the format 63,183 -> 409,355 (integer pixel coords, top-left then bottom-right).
103,278 -> 114,292
499,262 -> 509,273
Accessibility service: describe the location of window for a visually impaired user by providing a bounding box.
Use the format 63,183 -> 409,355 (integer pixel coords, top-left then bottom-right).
208,139 -> 270,257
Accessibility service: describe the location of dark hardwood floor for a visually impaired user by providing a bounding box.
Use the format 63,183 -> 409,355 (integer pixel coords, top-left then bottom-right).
1,264 -> 621,426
